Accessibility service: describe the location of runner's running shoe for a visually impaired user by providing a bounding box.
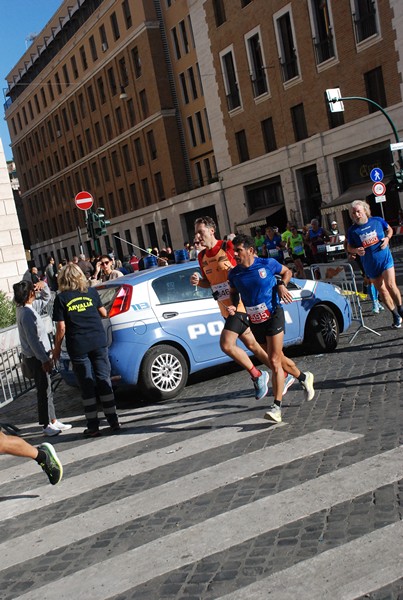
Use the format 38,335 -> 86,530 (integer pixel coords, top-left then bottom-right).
37,442 -> 63,485
283,374 -> 296,396
392,315 -> 402,329
301,371 -> 315,401
264,404 -> 282,423
253,370 -> 269,400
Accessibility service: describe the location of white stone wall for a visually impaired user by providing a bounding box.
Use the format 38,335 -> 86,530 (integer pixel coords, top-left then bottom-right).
0,138 -> 27,296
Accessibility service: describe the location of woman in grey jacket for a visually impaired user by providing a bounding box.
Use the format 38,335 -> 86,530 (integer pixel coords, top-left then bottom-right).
13,279 -> 71,436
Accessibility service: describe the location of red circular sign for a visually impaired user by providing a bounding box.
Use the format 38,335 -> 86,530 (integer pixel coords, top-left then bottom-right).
372,182 -> 386,196
75,191 -> 94,211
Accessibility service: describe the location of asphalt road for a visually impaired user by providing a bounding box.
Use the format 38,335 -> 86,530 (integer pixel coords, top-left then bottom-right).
0,255 -> 402,600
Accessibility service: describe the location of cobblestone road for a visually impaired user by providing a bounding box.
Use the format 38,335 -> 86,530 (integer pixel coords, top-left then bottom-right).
0,262 -> 402,600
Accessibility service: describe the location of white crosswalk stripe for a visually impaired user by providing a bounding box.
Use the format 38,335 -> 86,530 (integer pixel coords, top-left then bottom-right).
0,403 -> 402,600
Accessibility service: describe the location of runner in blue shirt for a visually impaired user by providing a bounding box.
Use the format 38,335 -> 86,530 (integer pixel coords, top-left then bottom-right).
228,234 -> 315,423
347,200 -> 403,329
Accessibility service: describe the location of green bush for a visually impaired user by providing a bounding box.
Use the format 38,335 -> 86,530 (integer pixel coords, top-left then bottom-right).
0,291 -> 16,329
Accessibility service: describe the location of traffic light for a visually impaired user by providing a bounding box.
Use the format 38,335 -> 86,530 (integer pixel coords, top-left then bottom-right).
394,169 -> 403,192
95,207 -> 110,236
86,211 -> 95,239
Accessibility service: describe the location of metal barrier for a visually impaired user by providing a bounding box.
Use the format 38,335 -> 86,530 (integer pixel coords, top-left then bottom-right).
310,262 -> 380,344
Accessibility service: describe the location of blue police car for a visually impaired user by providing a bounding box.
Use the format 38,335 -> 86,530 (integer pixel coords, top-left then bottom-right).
92,262 -> 352,401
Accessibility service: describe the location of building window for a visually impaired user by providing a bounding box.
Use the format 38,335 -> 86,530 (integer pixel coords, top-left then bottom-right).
55,73 -> 62,95
142,178 -> 151,203
188,66 -> 198,99
108,68 -> 117,95
245,29 -> 268,97
194,162 -> 203,187
70,100 -> 78,125
310,0 -> 335,64
261,117 -> 277,153
187,116 -> 197,147
154,172 -> 165,200
118,188 -> 128,212
122,0 -> 132,29
108,192 -> 116,217
48,80 -> 55,101
220,49 -> 241,110
89,35 -> 98,61
101,156 -> 110,182
87,85 -> 96,112
241,0 -> 252,6
104,114 -> 113,140
85,128 -> 93,152
111,151 -> 121,177
70,56 -> 79,79
171,27 -> 181,60
118,57 -> 128,87
131,46 -> 142,78
11,118 -> 16,135
195,111 -> 206,144
134,138 -> 145,166
147,130 -> 157,159
353,0 -> 378,43
364,66 -> 386,112
179,20 -> 189,54
213,0 -> 226,27
78,93 -> 86,118
97,77 -> 106,104
94,121 -> 103,146
235,130 -> 250,162
139,89 -> 149,118
127,98 -> 136,127
47,120 -> 55,142
22,107 -> 28,125
68,140 -> 76,162
34,94 -> 40,114
179,73 -> 189,104
291,103 -> 308,141
110,12 -> 120,41
122,144 -> 132,171
62,108 -> 70,131
40,87 -> 47,108
130,183 -> 139,209
276,10 -> 299,82
77,135 -> 84,158
79,46 -> 88,70
115,106 -> 124,133
99,24 -> 108,51
28,100 -> 34,119
204,158 -> 214,183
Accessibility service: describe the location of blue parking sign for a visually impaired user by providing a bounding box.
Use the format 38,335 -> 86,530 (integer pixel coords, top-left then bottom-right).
370,168 -> 384,182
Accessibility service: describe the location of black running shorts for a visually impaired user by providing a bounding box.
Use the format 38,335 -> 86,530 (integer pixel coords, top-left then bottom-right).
224,312 -> 250,335
250,307 -> 285,343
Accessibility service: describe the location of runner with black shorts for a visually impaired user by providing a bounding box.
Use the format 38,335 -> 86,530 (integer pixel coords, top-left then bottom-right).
228,234 -> 315,423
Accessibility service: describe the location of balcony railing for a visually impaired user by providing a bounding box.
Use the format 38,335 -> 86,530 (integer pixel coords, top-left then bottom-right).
280,53 -> 298,82
353,7 -> 377,42
313,33 -> 335,64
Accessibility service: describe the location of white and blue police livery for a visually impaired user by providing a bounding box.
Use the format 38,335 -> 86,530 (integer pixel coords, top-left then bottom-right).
87,263 -> 352,400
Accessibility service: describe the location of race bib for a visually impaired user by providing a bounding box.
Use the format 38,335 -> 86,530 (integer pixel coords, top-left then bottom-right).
316,244 -> 326,253
246,302 -> 271,323
211,281 -> 230,300
360,230 -> 379,247
268,249 -> 280,258
293,245 -> 304,254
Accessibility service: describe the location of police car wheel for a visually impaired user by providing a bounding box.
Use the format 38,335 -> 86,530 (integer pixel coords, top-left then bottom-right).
305,304 -> 339,352
139,344 -> 188,400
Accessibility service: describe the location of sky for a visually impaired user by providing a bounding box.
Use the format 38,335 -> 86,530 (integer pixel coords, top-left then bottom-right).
0,0 -> 63,161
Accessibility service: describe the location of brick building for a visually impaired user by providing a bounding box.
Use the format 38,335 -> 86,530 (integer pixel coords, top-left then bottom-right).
3,0 -> 403,266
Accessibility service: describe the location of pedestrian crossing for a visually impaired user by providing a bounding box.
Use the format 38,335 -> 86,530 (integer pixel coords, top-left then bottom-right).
0,402 -> 402,600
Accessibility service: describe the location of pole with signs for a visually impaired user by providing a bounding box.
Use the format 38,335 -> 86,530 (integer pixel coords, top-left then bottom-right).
372,181 -> 386,219
74,191 -> 97,254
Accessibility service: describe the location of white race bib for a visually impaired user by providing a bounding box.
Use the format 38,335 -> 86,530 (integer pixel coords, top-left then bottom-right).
211,281 -> 230,300
246,302 -> 271,323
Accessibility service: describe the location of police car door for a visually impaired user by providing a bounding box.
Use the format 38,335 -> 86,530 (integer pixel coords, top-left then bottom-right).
150,267 -> 224,364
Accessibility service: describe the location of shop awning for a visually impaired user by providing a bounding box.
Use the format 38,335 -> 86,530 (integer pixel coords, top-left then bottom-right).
235,203 -> 284,229
321,178 -> 391,215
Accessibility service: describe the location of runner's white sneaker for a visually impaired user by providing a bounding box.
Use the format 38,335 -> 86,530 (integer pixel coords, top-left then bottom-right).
43,424 -> 61,436
253,370 -> 269,400
264,404 -> 282,423
53,420 -> 72,430
301,371 -> 315,401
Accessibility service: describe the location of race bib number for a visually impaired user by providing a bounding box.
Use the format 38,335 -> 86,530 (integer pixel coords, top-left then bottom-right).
293,245 -> 304,254
246,302 -> 271,324
211,281 -> 230,300
360,230 -> 379,247
316,244 -> 327,253
268,249 -> 280,258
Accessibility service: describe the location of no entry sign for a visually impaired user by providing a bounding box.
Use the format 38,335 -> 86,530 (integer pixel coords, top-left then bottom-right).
75,191 -> 94,211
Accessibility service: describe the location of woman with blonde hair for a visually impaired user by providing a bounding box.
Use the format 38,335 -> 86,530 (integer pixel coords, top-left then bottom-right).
52,264 -> 120,437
